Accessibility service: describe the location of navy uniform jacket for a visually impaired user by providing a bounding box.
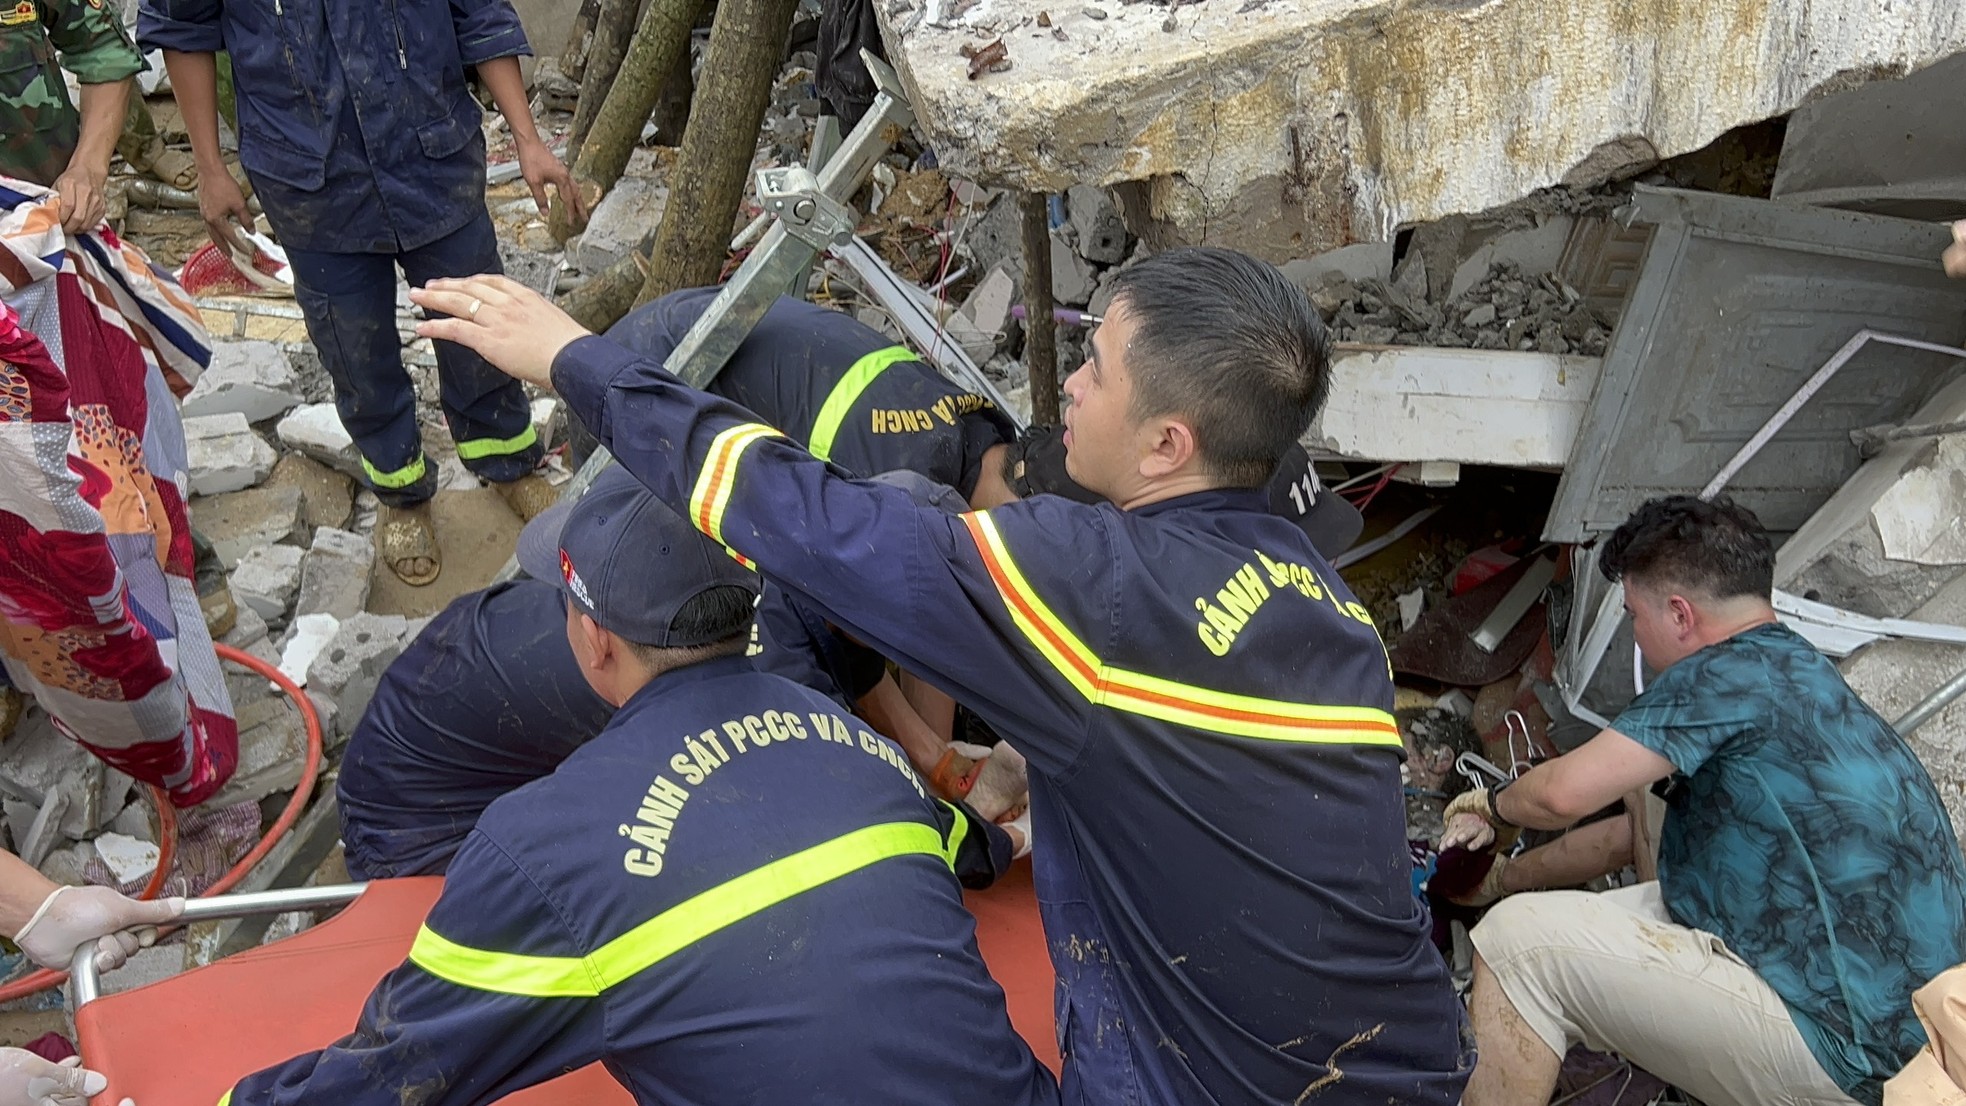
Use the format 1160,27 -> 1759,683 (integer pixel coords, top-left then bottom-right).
552,337 -> 1473,1105
606,287 -> 1016,500
337,580 -> 615,880
138,0 -> 524,253
750,580 -> 886,710
229,655 -> 1048,1106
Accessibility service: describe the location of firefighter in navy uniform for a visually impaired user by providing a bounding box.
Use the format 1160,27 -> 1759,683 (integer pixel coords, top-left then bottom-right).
336,467 -> 1031,881
616,287 -> 1364,807
605,287 -> 1365,555
220,474 -> 1056,1106
415,246 -> 1472,1106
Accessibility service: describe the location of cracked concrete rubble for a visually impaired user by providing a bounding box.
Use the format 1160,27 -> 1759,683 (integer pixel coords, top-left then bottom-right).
878,0 -> 1966,261
5,18 -> 1958,1013
0,325 -> 558,935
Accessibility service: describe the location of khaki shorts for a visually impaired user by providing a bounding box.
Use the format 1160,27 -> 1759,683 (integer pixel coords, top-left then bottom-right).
1472,882 -> 1858,1106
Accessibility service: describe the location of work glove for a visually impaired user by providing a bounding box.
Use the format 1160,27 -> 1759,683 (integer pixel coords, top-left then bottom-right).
14,886 -> 184,972
1946,220 -> 1966,280
1438,789 -> 1520,854
0,1049 -> 130,1106
967,742 -> 1030,823
1002,805 -> 1033,861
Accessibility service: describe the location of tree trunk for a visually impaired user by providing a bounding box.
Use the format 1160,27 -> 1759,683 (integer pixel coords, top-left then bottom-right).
636,0 -> 797,305
1020,193 -> 1060,425
566,0 -> 640,157
560,0 -> 604,81
548,0 -> 700,240
650,34 -> 696,147
562,229 -> 656,332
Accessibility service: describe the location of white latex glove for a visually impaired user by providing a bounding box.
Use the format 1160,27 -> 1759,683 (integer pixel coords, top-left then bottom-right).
14,886 -> 184,972
1002,806 -> 1033,860
0,1049 -> 128,1106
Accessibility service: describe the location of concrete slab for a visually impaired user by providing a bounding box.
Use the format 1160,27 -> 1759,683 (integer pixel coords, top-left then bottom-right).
183,412 -> 277,496
261,453 -> 355,533
577,177 -> 669,275
188,485 -> 305,569
879,0 -> 1966,260
276,403 -> 365,479
1304,345 -> 1599,467
296,527 -> 376,621
180,340 -> 303,423
305,612 -> 412,736
230,543 -> 304,625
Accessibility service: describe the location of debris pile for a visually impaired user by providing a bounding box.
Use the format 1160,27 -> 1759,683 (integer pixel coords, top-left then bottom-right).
1321,261 -> 1613,356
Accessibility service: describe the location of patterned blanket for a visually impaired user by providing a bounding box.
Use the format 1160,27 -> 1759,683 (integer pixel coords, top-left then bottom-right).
0,176 -> 236,807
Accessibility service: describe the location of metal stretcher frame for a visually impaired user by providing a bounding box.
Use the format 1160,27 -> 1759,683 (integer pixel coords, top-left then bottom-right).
67,879 -> 634,1106
68,871 -> 1059,1104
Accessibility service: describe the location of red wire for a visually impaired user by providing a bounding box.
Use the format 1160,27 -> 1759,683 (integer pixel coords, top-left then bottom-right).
0,642 -> 323,1002
1350,463 -> 1405,512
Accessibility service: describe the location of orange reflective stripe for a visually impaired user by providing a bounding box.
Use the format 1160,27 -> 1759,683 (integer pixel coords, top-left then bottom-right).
963,512 -> 1403,747
688,423 -> 780,569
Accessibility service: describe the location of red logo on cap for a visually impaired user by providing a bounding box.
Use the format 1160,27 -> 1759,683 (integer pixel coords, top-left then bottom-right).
560,548 -> 594,607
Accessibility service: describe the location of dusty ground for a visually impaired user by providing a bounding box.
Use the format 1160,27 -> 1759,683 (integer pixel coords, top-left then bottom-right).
366,487 -> 527,618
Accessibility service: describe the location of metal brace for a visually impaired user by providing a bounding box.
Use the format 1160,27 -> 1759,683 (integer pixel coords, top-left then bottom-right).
755,167 -> 856,252
493,51 -> 915,583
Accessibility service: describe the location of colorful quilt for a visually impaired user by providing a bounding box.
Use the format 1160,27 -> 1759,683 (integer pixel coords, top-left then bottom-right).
0,175 -> 236,807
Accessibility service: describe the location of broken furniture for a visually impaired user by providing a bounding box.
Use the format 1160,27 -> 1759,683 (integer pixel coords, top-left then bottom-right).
1542,186 -> 1966,729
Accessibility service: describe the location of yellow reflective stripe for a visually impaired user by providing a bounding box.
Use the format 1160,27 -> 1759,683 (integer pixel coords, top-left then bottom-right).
963,512 -> 1404,747
937,799 -> 969,866
409,821 -> 950,998
217,1092 -> 233,1106
808,345 -> 918,462
454,424 -> 539,461
361,453 -> 428,489
687,423 -> 781,553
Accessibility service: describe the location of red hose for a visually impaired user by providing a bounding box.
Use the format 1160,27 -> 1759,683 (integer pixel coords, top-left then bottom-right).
0,642 -> 324,1002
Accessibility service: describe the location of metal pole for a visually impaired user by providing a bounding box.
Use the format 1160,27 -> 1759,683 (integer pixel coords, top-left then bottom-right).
69,884 -> 370,1007
1896,665 -> 1966,739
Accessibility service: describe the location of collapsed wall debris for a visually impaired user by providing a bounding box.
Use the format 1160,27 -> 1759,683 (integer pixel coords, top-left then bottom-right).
877,0 -> 1966,260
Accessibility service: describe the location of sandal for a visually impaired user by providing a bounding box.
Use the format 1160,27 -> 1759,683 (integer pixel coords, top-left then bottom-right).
379,502 -> 442,586
494,473 -> 560,524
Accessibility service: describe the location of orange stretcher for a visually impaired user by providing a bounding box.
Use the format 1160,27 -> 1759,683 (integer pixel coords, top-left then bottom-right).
71,864 -> 1058,1104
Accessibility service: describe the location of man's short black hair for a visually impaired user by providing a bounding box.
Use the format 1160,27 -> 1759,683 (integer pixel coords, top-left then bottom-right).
1107,248 -> 1332,488
1598,495 -> 1774,602
627,584 -> 756,666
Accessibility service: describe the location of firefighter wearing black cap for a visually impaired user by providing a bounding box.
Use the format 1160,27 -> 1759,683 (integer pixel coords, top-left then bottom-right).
218,467 -> 1055,1106
414,246 -> 1469,1106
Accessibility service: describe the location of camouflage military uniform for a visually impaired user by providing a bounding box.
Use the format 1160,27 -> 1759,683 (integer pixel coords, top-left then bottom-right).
0,0 -> 142,186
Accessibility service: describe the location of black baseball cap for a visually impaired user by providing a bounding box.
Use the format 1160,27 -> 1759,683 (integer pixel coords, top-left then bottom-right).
1266,443 -> 1363,559
516,465 -> 761,646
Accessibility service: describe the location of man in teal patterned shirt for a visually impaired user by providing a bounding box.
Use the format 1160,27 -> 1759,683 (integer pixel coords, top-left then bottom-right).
1443,495 -> 1966,1106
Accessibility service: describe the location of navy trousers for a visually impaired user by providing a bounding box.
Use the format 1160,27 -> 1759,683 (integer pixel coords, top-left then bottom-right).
286,212 -> 541,507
